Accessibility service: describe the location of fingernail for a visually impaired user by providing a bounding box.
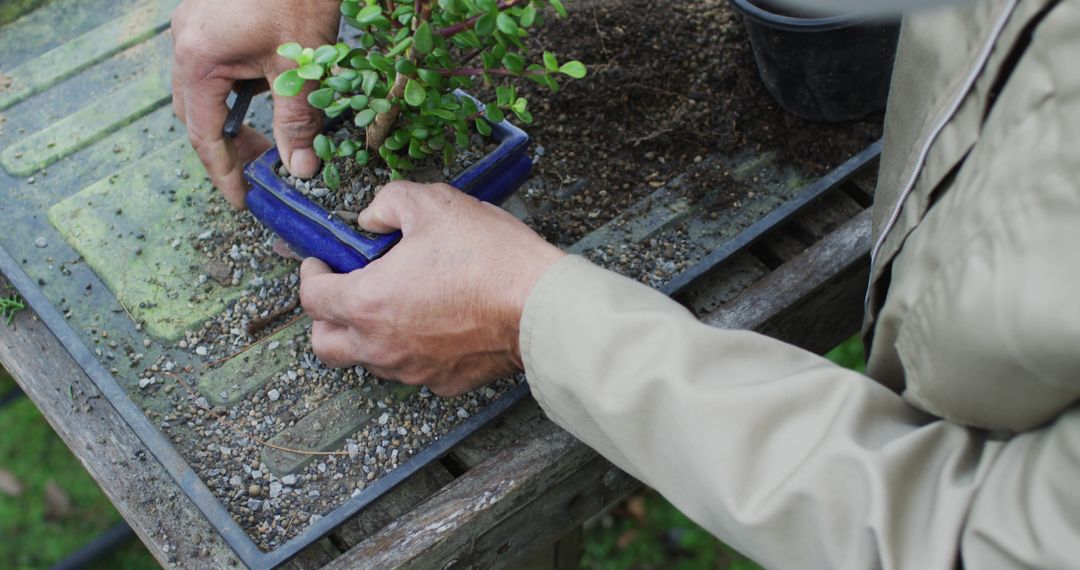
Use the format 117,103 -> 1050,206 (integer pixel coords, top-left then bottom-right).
289,148 -> 320,179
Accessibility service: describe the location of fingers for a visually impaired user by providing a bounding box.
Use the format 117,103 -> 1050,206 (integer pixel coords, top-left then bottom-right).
356,181 -> 450,234
299,257 -> 355,324
310,320 -> 362,367
182,76 -> 249,208
233,124 -> 273,164
269,74 -> 323,178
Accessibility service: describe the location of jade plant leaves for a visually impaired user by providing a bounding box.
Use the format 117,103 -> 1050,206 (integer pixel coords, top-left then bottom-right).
273,70 -> 305,97
404,79 -> 427,107
273,0 -> 587,174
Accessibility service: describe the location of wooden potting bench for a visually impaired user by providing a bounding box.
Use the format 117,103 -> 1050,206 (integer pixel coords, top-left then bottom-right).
0,0 -> 878,567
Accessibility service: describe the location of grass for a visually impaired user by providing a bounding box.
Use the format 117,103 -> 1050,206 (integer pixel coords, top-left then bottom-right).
0,335 -> 865,569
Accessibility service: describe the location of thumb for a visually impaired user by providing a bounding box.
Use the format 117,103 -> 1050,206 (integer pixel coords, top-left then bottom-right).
270,78 -> 323,179
356,181 -> 418,234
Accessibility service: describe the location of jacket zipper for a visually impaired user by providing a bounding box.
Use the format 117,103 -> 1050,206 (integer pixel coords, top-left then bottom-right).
866,0 -> 1019,307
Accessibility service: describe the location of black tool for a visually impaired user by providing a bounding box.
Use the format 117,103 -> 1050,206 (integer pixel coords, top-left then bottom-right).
223,79 -> 257,138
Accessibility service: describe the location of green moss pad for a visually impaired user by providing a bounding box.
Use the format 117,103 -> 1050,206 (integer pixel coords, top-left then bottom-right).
199,319 -> 310,407
1,68 -> 171,176
48,139 -> 266,341
0,1 -> 177,112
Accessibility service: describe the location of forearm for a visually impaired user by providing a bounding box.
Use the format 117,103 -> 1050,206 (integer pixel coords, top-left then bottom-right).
521,256 -> 1013,568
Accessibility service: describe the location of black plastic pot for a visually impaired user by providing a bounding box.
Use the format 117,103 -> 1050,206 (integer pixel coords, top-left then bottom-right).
730,0 -> 900,122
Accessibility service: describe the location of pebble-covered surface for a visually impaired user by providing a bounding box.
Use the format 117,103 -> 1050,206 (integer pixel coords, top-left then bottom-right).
134,147 -> 523,552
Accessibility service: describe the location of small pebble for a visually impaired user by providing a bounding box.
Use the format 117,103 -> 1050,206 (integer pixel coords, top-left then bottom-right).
34,237 -> 47,248
248,485 -> 261,497
267,389 -> 280,402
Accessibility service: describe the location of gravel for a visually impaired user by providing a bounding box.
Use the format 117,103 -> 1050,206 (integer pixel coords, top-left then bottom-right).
138,162 -> 523,552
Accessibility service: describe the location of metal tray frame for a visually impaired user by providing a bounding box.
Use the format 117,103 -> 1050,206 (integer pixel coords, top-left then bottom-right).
0,139 -> 880,569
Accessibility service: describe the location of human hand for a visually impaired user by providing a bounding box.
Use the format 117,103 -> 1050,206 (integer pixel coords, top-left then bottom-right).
170,0 -> 341,207
299,182 -> 565,396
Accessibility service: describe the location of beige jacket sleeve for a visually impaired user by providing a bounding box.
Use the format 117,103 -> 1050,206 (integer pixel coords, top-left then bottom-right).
521,255 -> 1080,569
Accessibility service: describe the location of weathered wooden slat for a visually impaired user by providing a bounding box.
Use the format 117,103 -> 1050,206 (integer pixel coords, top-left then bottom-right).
446,398 -> 549,469
329,464 -> 455,548
471,456 -> 637,570
706,208 -> 872,354
325,424 -> 597,569
517,528 -> 583,570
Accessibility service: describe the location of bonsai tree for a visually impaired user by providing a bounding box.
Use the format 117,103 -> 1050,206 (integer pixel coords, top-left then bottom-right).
272,0 -> 587,186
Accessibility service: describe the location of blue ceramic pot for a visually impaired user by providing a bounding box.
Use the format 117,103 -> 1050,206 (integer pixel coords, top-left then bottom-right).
243,97 -> 531,273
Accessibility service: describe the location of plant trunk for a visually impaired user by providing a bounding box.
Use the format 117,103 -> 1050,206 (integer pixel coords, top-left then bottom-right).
366,73 -> 409,151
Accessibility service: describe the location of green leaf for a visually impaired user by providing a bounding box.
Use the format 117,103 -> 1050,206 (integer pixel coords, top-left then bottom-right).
520,3 -> 538,26
417,68 -> 443,89
478,0 -> 497,12
485,105 -> 504,123
272,70 -> 305,97
323,162 -> 340,190
414,21 -> 435,54
299,48 -> 315,65
411,127 -> 430,140
334,43 -> 351,65
404,79 -> 426,107
350,94 -> 370,110
475,13 -> 496,36
356,5 -> 385,25
384,135 -> 405,151
430,108 -> 457,121
307,88 -> 335,109
511,96 -> 528,113
502,52 -> 525,74
354,108 -> 377,128
475,118 -> 492,136
550,0 -> 568,18
325,75 -> 353,92
496,85 -> 513,106
314,45 -> 338,64
558,60 -> 587,79
368,53 -> 394,74
395,59 -> 417,75
543,51 -> 558,72
340,2 -> 360,18
513,107 -> 533,123
496,12 -> 518,35
277,42 -> 303,62
370,98 -> 392,113
408,137 -> 425,159
337,139 -> 358,157
361,71 -> 379,96
385,36 -> 413,57
325,99 -> 350,117
297,63 -> 324,80
355,149 -> 371,165
313,134 -> 334,162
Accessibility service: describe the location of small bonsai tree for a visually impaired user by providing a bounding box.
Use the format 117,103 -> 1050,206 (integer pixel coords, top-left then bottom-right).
272,0 -> 586,186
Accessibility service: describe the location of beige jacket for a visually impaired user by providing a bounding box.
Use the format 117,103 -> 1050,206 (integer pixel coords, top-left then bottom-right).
521,0 -> 1080,567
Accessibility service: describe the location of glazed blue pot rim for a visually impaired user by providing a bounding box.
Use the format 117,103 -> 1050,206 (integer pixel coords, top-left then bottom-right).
243,92 -> 530,261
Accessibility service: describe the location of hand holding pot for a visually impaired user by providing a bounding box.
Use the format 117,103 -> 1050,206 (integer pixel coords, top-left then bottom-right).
299,181 -> 565,396
170,0 -> 341,208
